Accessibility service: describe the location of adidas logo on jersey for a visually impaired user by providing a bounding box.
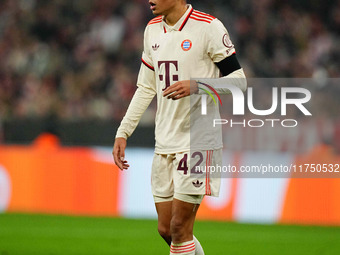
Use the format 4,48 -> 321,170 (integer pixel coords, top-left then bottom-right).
152,44 -> 160,51
192,180 -> 203,188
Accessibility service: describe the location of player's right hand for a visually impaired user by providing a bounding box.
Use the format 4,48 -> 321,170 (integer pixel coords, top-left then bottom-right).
113,138 -> 130,170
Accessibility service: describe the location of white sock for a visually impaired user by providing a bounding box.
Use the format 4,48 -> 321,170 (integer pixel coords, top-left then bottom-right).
193,235 -> 205,255
170,240 -> 195,255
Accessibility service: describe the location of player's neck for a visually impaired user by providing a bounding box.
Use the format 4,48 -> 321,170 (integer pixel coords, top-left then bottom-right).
164,4 -> 188,26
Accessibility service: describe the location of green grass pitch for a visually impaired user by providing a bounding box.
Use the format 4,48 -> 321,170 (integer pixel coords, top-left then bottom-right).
0,214 -> 340,255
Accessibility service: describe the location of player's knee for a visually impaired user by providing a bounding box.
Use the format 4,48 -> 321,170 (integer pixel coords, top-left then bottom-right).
158,224 -> 171,239
170,216 -> 188,237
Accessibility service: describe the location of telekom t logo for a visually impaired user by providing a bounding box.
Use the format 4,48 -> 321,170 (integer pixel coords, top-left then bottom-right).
201,84 -> 312,116
158,61 -> 178,91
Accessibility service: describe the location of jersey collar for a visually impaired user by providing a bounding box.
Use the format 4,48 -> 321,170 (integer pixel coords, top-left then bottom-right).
163,4 -> 193,33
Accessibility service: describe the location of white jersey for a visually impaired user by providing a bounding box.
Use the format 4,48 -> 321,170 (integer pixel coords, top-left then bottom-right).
116,5 -> 237,154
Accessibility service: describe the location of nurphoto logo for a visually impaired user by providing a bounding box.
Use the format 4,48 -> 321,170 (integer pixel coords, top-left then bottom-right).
200,83 -> 312,128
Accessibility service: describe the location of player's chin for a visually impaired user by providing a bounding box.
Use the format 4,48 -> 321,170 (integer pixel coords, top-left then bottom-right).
152,10 -> 161,16
151,7 -> 163,16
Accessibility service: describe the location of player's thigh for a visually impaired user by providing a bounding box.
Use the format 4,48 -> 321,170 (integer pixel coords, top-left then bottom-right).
155,201 -> 172,231
171,198 -> 200,230
151,153 -> 174,198
173,149 -> 222,197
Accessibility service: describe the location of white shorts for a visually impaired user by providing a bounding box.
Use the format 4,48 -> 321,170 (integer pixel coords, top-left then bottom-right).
151,149 -> 222,204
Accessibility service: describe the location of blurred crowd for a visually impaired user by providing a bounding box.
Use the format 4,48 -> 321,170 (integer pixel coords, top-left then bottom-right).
0,0 -> 339,122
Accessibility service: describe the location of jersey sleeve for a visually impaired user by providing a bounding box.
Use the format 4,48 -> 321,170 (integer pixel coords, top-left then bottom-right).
137,27 -> 156,92
115,27 -> 156,139
206,19 -> 236,63
141,26 -> 154,71
115,62 -> 156,139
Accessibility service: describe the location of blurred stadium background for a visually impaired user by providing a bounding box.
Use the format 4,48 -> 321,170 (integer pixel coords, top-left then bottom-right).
0,0 -> 340,254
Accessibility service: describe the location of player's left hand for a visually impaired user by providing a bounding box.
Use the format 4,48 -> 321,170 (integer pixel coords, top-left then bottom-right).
163,80 -> 198,100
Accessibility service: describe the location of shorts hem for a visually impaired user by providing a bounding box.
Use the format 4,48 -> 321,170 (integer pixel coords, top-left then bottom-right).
174,193 -> 204,204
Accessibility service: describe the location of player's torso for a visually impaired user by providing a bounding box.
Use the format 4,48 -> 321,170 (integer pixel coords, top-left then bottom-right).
145,13 -> 221,153
147,25 -> 217,94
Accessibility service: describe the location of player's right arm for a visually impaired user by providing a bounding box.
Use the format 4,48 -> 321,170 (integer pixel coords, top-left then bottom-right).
113,29 -> 156,170
113,62 -> 156,170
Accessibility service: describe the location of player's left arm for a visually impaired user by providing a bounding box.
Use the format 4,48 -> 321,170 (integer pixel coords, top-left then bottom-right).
163,19 -> 246,100
163,79 -> 197,99
163,58 -> 245,100
195,57 -> 246,96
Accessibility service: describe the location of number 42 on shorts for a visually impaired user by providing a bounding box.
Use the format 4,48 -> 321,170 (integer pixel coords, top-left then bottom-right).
177,152 -> 204,175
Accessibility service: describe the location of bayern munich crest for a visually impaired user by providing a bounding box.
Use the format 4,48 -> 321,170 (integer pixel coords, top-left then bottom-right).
181,39 -> 192,51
